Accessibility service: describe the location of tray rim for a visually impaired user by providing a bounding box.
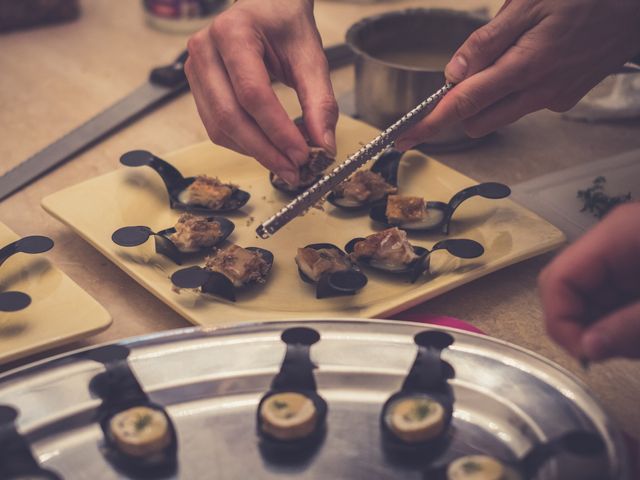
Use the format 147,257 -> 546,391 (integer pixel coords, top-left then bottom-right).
0,318 -> 629,478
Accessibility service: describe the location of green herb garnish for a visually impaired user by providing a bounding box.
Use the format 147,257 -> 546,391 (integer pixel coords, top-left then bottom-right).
461,460 -> 483,473
403,399 -> 431,422
272,400 -> 288,410
134,413 -> 153,431
578,176 -> 632,219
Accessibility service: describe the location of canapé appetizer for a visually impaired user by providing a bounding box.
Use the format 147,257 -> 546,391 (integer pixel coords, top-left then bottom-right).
346,228 -> 484,283
425,430 -> 607,480
171,244 -> 274,301
257,327 -> 327,459
295,244 -> 368,298
109,406 -> 172,458
111,214 -> 235,265
259,392 -> 319,441
381,331 -> 455,459
328,149 -> 402,211
369,183 -> 511,234
177,175 -> 237,210
120,150 -> 250,213
271,147 -> 335,195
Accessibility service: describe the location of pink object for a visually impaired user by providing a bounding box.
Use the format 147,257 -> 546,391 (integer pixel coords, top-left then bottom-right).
390,312 -> 485,335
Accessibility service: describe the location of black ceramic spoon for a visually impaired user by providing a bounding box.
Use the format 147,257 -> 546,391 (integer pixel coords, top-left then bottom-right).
0,236 -> 54,313
423,430 -> 606,480
296,243 -> 368,299
0,291 -> 32,312
381,331 -> 456,461
370,182 -> 511,234
345,237 -> 484,283
0,236 -> 54,268
86,344 -> 178,476
120,150 -> 250,214
327,149 -> 403,211
170,247 -> 274,302
0,405 -> 62,479
257,327 -> 328,459
111,217 -> 234,265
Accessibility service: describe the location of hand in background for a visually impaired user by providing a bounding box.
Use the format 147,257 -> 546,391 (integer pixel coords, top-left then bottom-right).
185,0 -> 338,185
538,202 -> 640,361
396,0 -> 640,150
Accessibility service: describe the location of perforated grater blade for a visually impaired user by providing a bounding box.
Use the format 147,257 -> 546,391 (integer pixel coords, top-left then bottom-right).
256,83 -> 455,239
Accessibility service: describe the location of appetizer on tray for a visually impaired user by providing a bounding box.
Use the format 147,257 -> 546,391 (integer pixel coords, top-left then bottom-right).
345,227 -> 484,283
171,244 -> 274,301
295,243 -> 368,299
111,213 -> 235,265
369,183 -> 511,234
327,149 -> 401,211
257,327 -> 328,460
120,150 -> 250,214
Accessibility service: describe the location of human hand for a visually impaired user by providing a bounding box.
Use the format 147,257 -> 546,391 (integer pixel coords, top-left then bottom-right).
395,0 -> 640,150
538,202 -> 640,362
185,0 -> 338,185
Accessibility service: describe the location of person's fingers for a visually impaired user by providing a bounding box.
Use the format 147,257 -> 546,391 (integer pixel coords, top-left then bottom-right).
289,37 -> 339,155
461,83 -> 557,137
186,31 -> 300,183
581,301 -> 640,361
396,39 -> 550,149
444,0 -> 538,83
539,203 -> 640,359
538,265 -> 588,358
213,21 -> 310,168
184,59 -> 249,155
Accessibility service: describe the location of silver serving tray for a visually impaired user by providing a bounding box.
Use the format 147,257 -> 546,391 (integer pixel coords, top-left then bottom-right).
0,319 -> 630,479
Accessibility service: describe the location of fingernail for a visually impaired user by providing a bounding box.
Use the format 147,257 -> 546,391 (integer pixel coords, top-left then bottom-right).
279,169 -> 298,186
445,54 -> 468,83
323,131 -> 337,156
286,148 -> 308,167
582,330 -> 611,361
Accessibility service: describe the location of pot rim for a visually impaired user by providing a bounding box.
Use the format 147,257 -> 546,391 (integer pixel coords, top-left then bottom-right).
345,8 -> 487,73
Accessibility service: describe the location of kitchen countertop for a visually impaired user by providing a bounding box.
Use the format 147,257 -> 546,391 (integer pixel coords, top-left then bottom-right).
1,0 -> 640,439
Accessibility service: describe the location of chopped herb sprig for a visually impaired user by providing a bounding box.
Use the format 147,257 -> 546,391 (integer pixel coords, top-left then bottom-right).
577,176 -> 632,219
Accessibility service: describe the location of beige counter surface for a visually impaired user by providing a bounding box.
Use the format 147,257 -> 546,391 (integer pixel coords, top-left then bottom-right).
1,0 -> 640,438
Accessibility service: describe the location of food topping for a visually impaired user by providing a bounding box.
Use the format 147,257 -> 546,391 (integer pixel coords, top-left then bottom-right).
447,455 -> 506,480
386,195 -> 426,224
295,247 -> 352,282
108,406 -> 171,457
260,392 -> 318,440
351,228 -> 418,268
169,213 -> 223,252
179,175 -> 236,209
334,170 -> 397,203
386,396 -> 445,443
272,143 -> 334,189
205,244 -> 270,287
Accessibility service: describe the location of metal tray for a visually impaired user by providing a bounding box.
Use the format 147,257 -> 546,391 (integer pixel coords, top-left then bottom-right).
0,319 -> 629,479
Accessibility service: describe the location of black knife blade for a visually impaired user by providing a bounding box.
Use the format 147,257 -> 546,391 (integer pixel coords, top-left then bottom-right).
0,43 -> 355,202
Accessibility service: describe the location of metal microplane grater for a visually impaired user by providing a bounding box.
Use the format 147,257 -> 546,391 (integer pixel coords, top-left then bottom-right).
256,83 -> 454,239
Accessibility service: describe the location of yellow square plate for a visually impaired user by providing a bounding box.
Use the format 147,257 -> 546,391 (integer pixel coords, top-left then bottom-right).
42,116 -> 565,326
0,222 -> 111,364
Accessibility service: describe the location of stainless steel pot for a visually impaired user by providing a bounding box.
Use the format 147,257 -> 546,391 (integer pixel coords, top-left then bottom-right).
346,9 -> 487,152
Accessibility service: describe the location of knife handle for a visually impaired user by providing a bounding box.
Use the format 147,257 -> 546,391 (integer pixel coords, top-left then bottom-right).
150,50 -> 189,88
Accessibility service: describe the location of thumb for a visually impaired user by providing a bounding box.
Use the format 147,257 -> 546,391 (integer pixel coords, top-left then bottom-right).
444,1 -> 535,83
290,42 -> 339,156
581,301 -> 640,361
